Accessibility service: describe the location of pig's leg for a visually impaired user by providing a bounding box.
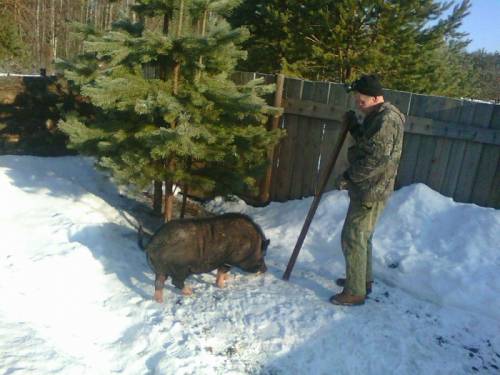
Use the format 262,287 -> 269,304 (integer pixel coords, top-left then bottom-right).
216,265 -> 231,288
171,271 -> 192,296
154,273 -> 166,303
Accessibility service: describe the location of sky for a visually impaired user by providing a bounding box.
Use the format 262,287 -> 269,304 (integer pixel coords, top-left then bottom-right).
460,0 -> 500,52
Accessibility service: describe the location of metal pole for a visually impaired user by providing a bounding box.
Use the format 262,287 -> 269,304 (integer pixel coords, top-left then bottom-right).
282,119 -> 350,281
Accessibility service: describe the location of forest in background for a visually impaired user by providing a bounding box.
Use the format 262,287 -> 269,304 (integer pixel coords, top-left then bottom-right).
0,0 -> 498,101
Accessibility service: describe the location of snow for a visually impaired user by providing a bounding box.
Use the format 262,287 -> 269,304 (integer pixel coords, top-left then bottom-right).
1,155 -> 499,375
0,73 -> 45,77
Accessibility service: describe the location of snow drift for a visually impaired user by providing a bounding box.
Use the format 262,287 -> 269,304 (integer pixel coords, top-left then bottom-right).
1,156 -> 499,374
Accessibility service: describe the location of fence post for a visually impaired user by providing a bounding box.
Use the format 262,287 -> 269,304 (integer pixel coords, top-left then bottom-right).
259,73 -> 285,203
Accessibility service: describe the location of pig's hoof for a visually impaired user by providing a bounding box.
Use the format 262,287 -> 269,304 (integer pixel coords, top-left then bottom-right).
216,278 -> 225,288
153,291 -> 164,303
216,272 -> 230,288
181,286 -> 193,296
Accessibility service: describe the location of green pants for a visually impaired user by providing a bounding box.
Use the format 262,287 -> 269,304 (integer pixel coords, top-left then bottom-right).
341,199 -> 386,296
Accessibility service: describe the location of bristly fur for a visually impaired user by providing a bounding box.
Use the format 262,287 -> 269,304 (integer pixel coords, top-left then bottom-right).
137,224 -> 155,251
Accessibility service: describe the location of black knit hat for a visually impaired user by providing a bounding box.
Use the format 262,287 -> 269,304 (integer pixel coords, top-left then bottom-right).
349,75 -> 383,96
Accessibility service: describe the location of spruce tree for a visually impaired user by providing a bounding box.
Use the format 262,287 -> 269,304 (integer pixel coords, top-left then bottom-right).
466,50 -> 500,101
230,0 -> 473,96
228,1 -> 303,75
58,0 -> 282,221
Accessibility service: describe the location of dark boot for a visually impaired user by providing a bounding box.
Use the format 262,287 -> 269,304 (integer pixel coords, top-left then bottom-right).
329,290 -> 365,306
335,278 -> 373,295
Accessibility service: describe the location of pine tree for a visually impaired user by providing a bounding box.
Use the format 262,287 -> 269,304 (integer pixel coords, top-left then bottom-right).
0,11 -> 28,71
230,0 -> 473,96
58,0 -> 283,221
467,50 -> 500,101
228,1 -> 304,75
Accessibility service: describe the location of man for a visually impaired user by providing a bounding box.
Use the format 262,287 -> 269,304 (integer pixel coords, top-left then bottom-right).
330,74 -> 405,306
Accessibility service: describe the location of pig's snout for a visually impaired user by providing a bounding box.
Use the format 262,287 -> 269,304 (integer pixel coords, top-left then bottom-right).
244,259 -> 267,274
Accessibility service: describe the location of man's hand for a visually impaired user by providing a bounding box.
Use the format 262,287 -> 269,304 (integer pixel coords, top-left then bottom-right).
333,171 -> 350,190
343,110 -> 358,129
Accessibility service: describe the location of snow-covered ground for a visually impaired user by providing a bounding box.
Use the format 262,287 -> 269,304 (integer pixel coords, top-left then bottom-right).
0,73 -> 45,77
1,155 -> 499,375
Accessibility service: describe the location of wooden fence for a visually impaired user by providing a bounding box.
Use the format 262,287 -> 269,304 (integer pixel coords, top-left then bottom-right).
232,72 -> 500,209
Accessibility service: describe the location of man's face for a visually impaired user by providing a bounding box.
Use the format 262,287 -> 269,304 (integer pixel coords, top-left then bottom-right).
355,92 -> 381,114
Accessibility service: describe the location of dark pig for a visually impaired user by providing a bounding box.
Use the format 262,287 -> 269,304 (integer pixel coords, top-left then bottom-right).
139,213 -> 270,303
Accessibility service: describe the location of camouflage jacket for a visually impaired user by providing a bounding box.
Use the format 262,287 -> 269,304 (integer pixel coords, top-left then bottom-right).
345,102 -> 405,202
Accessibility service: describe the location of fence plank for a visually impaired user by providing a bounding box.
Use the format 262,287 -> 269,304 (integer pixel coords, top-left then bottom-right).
269,118 -> 282,201
300,81 -> 330,196
287,81 -> 314,199
455,143 -> 483,202
454,102 -> 494,202
490,104 -> 500,130
427,97 -> 462,192
486,105 -> 500,207
441,139 -> 467,197
321,123 -> 340,191
487,162 -> 500,208
300,118 -> 324,196
230,71 -> 244,85
442,100 -> 474,198
322,84 -> 351,191
396,133 -> 421,187
413,135 -> 436,183
313,82 -> 335,196
329,83 -> 350,108
240,71 -> 256,83
470,145 -> 500,206
292,123 -> 308,200
271,78 -> 303,201
470,103 -> 499,206
272,114 -> 298,201
289,116 -> 309,199
383,89 -> 412,115
411,95 -> 437,183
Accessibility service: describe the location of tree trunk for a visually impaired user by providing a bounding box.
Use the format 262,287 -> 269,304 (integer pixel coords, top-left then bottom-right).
172,0 -> 184,94
180,185 -> 188,219
163,0 -> 186,221
60,0 -> 65,59
159,11 -> 175,222
153,181 -> 163,215
180,157 -> 192,218
52,0 -> 57,69
94,0 -> 98,28
41,0 -> 46,69
36,0 -> 41,69
163,178 -> 174,222
107,3 -> 114,29
196,8 -> 208,81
